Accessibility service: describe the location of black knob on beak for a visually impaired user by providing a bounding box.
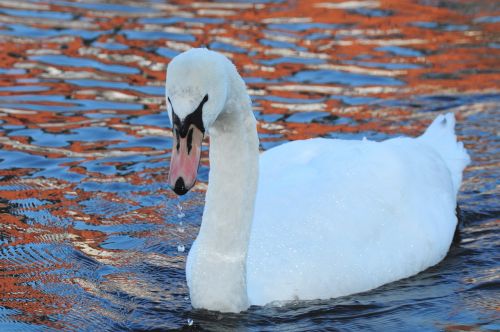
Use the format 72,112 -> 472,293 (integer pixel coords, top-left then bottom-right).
173,177 -> 189,196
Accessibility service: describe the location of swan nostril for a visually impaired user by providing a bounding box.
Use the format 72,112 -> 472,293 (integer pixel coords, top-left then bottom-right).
173,177 -> 189,195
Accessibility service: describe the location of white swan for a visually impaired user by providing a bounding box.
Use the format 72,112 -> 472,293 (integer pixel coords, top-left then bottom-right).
165,48 -> 470,313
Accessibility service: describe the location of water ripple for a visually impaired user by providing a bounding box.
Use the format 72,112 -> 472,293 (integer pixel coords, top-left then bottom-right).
0,0 -> 498,331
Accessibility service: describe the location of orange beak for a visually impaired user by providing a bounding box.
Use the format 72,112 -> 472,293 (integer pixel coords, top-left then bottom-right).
168,125 -> 204,195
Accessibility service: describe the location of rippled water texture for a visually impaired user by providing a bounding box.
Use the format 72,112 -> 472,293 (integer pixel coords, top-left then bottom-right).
0,0 -> 498,331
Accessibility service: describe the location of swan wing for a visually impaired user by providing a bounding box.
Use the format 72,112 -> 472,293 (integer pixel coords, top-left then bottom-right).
247,124 -> 466,305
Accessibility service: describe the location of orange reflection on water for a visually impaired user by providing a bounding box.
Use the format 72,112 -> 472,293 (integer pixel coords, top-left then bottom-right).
0,0 -> 498,330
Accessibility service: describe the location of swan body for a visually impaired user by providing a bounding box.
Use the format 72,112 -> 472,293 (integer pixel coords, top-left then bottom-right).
166,48 -> 470,313
248,132 -> 465,305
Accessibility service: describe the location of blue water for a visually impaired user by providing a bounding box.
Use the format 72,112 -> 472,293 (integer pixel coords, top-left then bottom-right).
0,0 -> 498,331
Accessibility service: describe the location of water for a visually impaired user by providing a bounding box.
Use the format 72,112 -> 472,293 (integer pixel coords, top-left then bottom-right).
0,0 -> 498,331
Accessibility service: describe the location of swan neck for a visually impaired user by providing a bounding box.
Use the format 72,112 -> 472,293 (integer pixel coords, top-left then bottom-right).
187,71 -> 259,312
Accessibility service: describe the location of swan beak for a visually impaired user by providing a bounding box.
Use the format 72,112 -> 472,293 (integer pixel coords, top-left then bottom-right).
168,125 -> 204,195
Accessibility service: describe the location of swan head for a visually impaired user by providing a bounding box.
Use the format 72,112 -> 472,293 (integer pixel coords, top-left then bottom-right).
166,48 -> 229,195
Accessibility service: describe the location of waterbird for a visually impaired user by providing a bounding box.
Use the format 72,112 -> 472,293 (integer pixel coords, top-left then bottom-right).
166,48 -> 470,313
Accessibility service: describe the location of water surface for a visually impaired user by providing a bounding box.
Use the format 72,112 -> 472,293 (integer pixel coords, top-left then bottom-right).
0,0 -> 498,331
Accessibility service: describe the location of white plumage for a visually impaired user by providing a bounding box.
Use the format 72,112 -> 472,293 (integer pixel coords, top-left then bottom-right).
248,113 -> 469,305
166,48 -> 470,313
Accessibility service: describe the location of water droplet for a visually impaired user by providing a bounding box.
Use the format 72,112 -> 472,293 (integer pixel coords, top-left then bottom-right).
177,245 -> 185,252
177,202 -> 185,218
187,318 -> 194,326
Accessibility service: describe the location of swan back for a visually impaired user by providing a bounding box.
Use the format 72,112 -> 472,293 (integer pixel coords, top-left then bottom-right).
247,116 -> 469,305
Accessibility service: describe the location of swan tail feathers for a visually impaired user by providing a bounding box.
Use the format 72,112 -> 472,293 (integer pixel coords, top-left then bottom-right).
419,113 -> 470,193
